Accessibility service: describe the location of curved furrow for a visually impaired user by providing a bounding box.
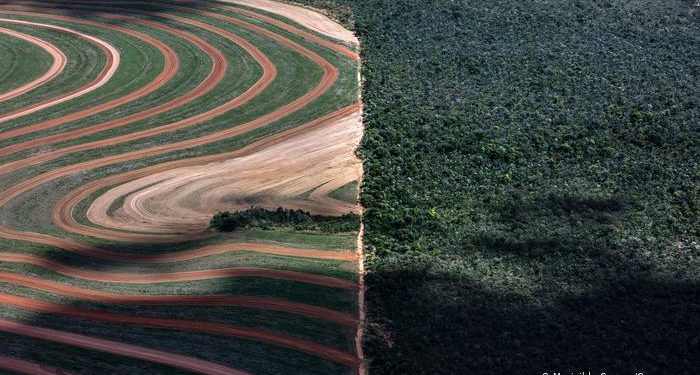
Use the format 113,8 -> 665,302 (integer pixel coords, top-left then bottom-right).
0,26 -> 66,102
87,109 -> 361,233
218,0 -> 357,46
0,272 -> 358,325
0,354 -> 73,375
0,17 -> 119,123
216,1 -> 358,59
0,1 -> 363,372
52,105 -> 356,242
0,4 -> 339,243
0,8 -> 192,152
0,4 -> 273,177
0,253 -> 358,289
0,318 -> 250,375
1,293 -> 361,366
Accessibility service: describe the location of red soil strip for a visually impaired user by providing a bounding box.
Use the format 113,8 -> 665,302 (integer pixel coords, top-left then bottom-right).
0,26 -> 66,103
0,354 -> 72,375
0,293 -> 361,367
51,105 -> 357,243
0,318 -> 250,375
125,242 -> 359,262
0,271 -> 358,325
177,0 -> 358,60
0,253 -> 358,290
0,219 -> 353,263
0,104 -> 357,253
0,7 -> 182,149
0,18 -> 119,124
0,8 -> 212,158
0,4 -> 273,175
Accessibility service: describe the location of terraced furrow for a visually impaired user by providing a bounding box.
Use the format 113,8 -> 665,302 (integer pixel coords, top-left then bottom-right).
0,1 -> 363,374
0,11 -> 166,135
0,17 -> 119,123
0,26 -> 64,103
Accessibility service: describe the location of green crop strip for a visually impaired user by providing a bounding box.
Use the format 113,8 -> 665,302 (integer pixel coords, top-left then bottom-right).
0,305 -> 352,375
0,282 -> 356,351
0,2 -> 361,373
0,262 -> 357,312
0,20 -> 107,120
0,30 -> 52,94
0,14 -> 210,150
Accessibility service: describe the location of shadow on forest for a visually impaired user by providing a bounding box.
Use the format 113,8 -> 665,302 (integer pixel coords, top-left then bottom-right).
364,195 -> 699,374
365,267 -> 700,374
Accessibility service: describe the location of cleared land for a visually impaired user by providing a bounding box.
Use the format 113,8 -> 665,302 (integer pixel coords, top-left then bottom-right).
0,1 -> 363,374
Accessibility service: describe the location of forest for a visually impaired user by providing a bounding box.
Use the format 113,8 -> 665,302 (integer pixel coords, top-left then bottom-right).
296,0 -> 699,373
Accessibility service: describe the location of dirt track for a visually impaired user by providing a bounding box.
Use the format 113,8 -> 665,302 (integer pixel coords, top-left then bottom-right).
0,26 -> 66,102
0,318 -> 250,375
0,271 -> 358,325
0,17 -> 119,124
0,253 -> 358,289
1,293 -> 361,366
0,354 -> 74,375
0,0 -> 364,372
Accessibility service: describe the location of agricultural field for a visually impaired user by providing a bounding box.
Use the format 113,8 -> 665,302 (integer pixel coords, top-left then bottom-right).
0,1 -> 364,374
295,0 -> 698,374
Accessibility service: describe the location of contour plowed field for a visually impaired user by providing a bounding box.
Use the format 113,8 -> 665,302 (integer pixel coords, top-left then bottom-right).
0,1 -> 363,374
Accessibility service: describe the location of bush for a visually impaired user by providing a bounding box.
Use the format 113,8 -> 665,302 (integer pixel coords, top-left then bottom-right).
209,206 -> 360,233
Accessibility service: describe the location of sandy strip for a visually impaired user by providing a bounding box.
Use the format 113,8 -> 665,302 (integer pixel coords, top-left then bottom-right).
1,293 -> 360,366
0,1 -> 365,371
87,111 -> 362,234
0,253 -> 359,289
0,1 -> 338,243
0,26 -> 66,103
50,106 -> 357,243
0,318 -> 249,375
0,18 -> 119,124
0,8 -> 181,149
0,4 -> 247,158
0,354 -> 73,375
220,0 -> 357,45
0,271 -> 358,325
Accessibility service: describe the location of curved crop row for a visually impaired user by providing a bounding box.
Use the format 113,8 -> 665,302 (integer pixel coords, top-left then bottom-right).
0,1 -> 363,374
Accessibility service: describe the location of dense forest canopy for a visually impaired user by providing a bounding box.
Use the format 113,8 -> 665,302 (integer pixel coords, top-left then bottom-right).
295,0 -> 699,373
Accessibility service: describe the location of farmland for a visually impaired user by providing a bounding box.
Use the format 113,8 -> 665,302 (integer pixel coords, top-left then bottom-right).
0,1 -> 364,374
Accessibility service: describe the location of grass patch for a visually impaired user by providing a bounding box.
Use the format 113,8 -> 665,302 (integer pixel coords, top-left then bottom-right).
328,180 -> 358,204
0,28 -> 52,94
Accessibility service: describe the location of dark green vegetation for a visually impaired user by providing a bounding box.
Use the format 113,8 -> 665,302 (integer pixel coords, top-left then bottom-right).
297,0 -> 699,373
210,207 -> 361,233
